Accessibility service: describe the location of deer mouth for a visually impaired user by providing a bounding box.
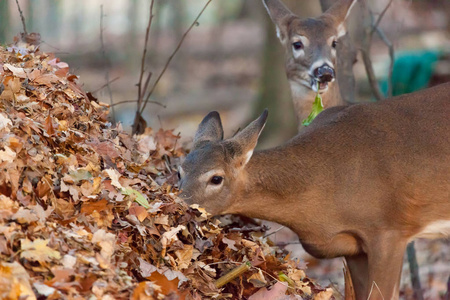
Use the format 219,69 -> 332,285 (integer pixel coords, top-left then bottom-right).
311,78 -> 330,93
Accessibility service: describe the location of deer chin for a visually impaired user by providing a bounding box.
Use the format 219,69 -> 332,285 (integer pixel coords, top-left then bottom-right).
311,78 -> 330,93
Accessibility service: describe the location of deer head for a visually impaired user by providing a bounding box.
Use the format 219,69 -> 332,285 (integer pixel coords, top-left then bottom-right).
263,0 -> 356,94
178,110 -> 267,215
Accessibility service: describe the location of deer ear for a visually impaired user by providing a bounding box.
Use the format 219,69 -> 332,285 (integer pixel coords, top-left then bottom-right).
229,110 -> 268,168
262,0 -> 295,44
193,111 -> 224,149
324,0 -> 357,38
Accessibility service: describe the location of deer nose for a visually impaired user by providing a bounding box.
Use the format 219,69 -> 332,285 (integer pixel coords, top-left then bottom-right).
313,65 -> 335,83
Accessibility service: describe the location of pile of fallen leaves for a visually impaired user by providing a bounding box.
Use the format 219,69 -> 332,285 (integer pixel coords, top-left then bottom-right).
0,40 -> 333,299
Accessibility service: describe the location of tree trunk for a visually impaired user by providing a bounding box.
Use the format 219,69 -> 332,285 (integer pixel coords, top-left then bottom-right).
0,0 -> 9,43
255,10 -> 296,147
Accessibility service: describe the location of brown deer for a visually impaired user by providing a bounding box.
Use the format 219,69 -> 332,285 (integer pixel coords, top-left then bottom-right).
178,82 -> 450,300
263,0 -> 356,127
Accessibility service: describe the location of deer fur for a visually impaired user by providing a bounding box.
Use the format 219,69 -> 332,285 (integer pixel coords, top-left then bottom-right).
263,0 -> 357,127
179,82 -> 450,300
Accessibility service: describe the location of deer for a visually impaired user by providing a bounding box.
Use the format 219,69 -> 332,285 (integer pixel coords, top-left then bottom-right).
178,82 -> 450,300
263,0 -> 357,127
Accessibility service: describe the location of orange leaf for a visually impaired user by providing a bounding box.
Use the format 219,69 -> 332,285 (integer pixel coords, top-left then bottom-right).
146,271 -> 188,299
45,114 -> 55,135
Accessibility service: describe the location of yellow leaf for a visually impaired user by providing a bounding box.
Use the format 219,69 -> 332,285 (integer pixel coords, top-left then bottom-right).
20,239 -> 61,262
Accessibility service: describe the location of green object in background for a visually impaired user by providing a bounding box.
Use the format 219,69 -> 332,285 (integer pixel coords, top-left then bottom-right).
380,50 -> 441,96
302,86 -> 324,126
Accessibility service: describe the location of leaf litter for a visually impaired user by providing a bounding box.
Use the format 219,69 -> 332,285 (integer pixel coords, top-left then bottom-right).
0,41 -> 334,299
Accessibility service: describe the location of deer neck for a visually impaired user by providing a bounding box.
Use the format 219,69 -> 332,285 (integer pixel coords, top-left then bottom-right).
224,145 -> 316,234
289,79 -> 343,126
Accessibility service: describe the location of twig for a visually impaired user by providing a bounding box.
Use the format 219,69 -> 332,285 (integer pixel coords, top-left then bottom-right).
132,0 -> 155,135
100,5 -> 115,120
137,0 -> 155,106
375,26 -> 394,97
110,99 -> 166,108
263,225 -> 285,238
92,76 -> 120,93
371,0 -> 394,33
360,0 -> 395,100
140,0 -> 213,115
360,48 -> 384,100
205,260 -> 241,267
228,225 -> 269,233
276,241 -> 301,247
40,40 -> 62,51
214,261 -> 251,288
256,267 -> 297,291
328,279 -> 345,300
14,0 -> 28,36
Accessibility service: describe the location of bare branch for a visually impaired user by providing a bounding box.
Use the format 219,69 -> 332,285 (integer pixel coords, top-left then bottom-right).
14,0 -> 28,36
138,0 -> 155,105
100,5 -> 115,120
92,77 -> 120,93
228,225 -> 269,233
276,241 -> 301,247
372,0 -> 394,34
140,0 -> 213,115
361,46 -> 384,101
375,26 -> 394,97
110,99 -> 166,108
360,0 -> 395,100
132,0 -> 155,135
263,226 -> 285,238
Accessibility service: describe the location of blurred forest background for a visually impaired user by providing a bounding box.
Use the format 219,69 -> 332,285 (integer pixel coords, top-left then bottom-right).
1,0 -> 449,146
1,0 -> 449,298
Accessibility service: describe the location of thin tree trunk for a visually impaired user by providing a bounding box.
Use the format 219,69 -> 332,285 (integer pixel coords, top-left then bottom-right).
255,12 -> 296,147
0,0 -> 9,43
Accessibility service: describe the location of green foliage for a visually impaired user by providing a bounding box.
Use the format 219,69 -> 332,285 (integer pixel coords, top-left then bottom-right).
302,86 -> 324,127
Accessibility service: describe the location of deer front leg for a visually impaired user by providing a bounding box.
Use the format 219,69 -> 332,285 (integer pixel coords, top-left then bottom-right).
366,233 -> 408,300
345,253 -> 369,300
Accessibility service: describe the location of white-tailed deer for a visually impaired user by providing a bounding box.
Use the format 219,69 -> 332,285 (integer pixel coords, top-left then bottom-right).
179,82 -> 450,300
263,0 -> 356,126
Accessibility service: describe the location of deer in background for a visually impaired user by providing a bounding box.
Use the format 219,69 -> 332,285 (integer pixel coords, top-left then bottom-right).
178,82 -> 450,300
263,0 -> 356,127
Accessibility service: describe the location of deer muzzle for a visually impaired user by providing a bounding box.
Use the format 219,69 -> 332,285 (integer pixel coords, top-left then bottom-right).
311,64 -> 335,92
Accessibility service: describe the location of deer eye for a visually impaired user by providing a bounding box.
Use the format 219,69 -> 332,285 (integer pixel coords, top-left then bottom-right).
292,41 -> 303,50
177,171 -> 181,180
210,176 -> 223,185
332,40 -> 337,48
